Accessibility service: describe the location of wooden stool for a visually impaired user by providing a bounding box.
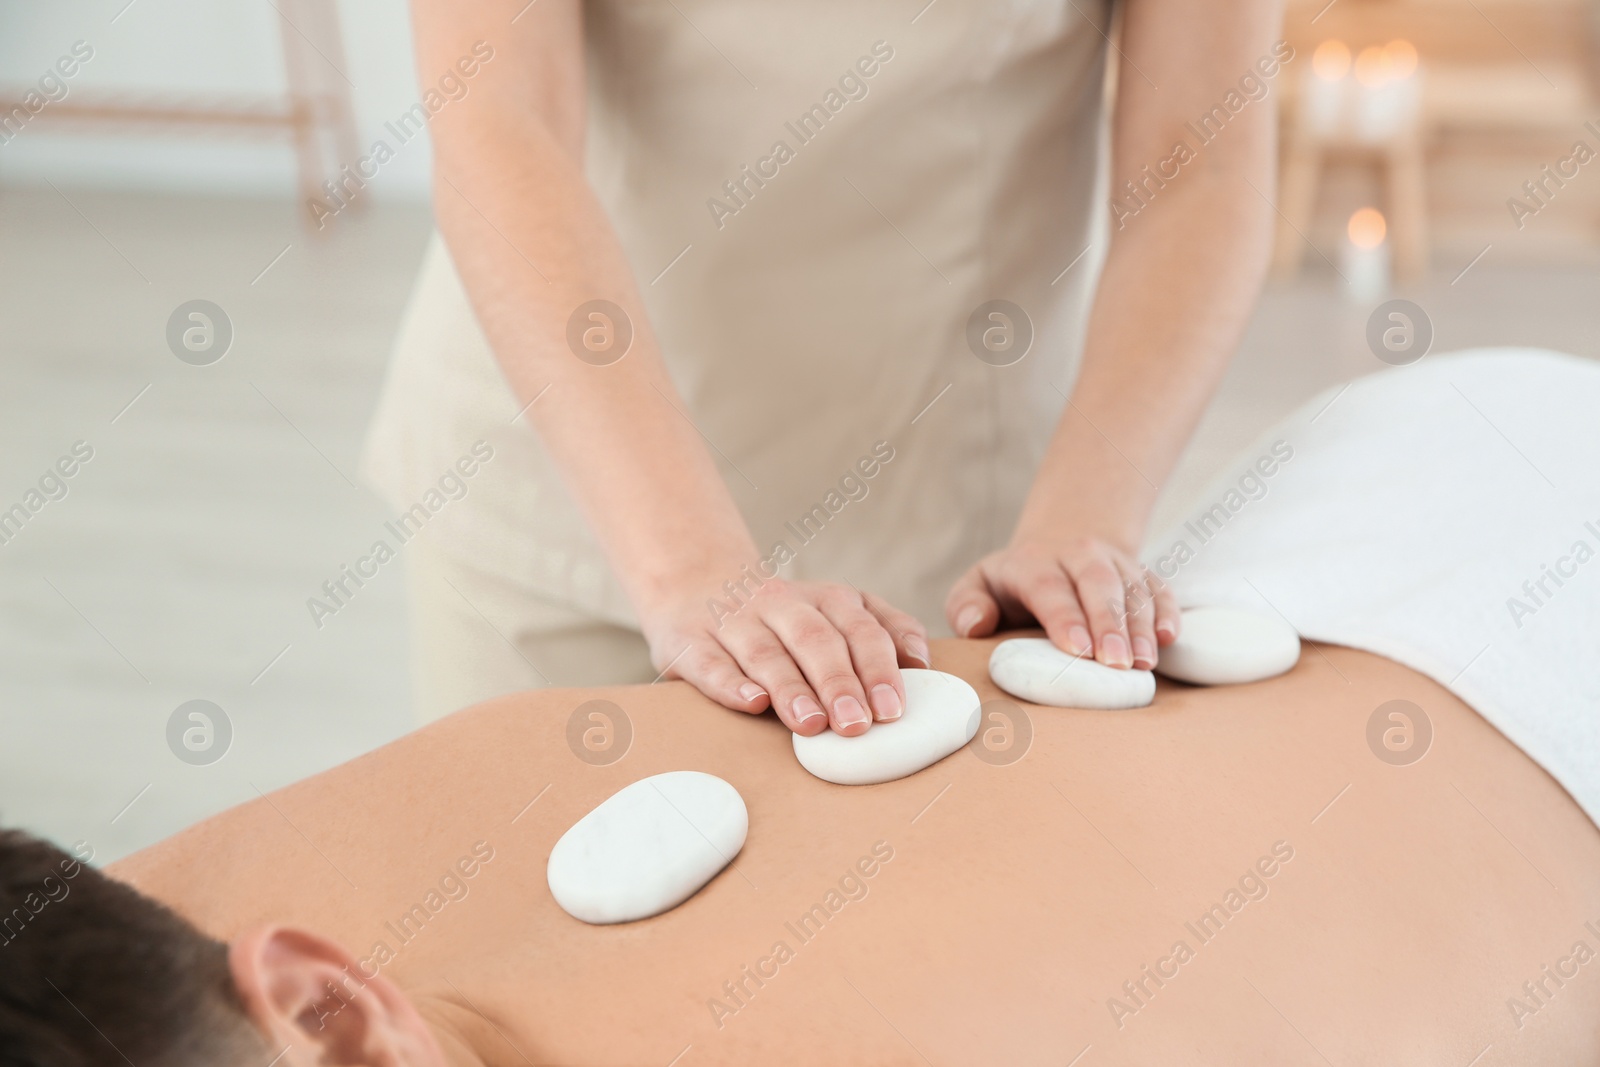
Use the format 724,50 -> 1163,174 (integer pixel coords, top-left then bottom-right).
1273,43 -> 1431,281
1275,122 -> 1429,279
0,0 -> 360,233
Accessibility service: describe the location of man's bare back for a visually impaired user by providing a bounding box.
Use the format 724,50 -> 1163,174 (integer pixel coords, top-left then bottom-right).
113,639 -> 1600,1065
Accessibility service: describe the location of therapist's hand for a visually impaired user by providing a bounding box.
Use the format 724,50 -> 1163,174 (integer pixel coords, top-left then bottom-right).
945,538 -> 1178,670
416,1 -> 934,738
641,578 -> 930,737
941,0 -> 1279,666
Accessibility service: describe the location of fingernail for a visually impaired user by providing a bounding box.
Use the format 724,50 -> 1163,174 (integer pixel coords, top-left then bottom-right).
1131,637 -> 1155,669
956,605 -> 983,637
1156,620 -> 1178,642
905,634 -> 931,667
1068,626 -> 1093,657
738,682 -> 767,703
870,684 -> 903,721
792,694 -> 826,727
1099,632 -> 1132,669
833,695 -> 870,731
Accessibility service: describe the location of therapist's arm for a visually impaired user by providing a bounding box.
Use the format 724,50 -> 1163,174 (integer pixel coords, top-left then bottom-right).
410,0 -> 927,735
947,0 -> 1283,668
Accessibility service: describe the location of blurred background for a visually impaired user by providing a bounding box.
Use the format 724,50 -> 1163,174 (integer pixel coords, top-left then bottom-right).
2,0 -> 1597,863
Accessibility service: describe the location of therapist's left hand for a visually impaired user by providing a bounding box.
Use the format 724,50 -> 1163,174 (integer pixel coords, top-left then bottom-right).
945,537 -> 1178,669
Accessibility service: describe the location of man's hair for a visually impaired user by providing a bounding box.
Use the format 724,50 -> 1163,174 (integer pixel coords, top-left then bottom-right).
0,828 -> 267,1067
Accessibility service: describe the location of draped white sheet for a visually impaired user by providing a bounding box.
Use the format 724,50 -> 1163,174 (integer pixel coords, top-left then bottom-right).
1147,348 -> 1600,828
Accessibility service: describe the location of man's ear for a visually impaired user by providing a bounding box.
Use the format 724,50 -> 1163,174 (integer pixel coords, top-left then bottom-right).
228,926 -> 447,1067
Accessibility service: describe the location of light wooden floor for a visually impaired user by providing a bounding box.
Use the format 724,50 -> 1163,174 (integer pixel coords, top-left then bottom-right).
1,186 -> 1595,863
0,189 -> 432,863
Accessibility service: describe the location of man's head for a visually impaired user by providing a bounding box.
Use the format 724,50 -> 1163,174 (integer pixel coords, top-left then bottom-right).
0,829 -> 446,1066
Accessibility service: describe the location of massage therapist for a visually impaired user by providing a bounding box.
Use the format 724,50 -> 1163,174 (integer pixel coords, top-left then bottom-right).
361,0 -> 1285,732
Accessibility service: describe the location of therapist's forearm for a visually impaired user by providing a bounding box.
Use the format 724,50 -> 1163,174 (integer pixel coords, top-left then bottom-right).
415,0 -> 932,732
431,112 -> 760,614
1014,171 -> 1273,551
1015,0 -> 1281,555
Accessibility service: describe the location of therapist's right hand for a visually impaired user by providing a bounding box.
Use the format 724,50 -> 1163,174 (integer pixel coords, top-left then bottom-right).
641,578 -> 931,737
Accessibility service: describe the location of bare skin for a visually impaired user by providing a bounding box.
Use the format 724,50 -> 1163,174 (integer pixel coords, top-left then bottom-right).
116,640 -> 1600,1065
413,0 -> 1281,730
945,0 -> 1279,668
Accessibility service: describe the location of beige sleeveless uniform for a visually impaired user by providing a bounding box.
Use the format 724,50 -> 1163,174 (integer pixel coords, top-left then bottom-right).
363,0 -> 1110,719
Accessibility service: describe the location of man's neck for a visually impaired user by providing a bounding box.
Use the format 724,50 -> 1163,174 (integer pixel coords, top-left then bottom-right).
414,995 -> 493,1067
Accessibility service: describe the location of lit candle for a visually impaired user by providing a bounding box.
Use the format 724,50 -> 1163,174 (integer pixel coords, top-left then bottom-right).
1302,39 -> 1351,136
1353,46 -> 1394,138
1342,207 -> 1390,302
1384,38 -> 1422,129
1386,38 -> 1419,79
1354,39 -> 1421,141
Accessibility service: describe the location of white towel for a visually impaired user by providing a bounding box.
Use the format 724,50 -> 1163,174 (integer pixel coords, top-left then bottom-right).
1145,348 -> 1600,827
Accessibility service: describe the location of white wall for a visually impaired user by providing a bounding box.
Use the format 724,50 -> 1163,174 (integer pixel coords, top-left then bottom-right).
0,0 -> 430,199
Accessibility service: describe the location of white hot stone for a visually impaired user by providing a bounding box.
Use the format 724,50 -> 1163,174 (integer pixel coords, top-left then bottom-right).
988,638 -> 1155,709
792,669 -> 981,786
546,770 -> 748,925
1155,605 -> 1302,686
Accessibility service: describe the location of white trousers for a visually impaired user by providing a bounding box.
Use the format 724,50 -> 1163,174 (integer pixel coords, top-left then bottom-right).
405,538 -> 656,724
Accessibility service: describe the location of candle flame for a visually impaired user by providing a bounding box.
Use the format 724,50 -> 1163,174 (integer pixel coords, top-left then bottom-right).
1312,39 -> 1352,81
1348,207 -> 1387,249
1385,39 -> 1419,79
1354,45 -> 1392,87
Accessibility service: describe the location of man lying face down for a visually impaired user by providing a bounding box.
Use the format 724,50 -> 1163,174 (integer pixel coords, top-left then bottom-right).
0,829 -> 449,1067
7,634 -> 1600,1067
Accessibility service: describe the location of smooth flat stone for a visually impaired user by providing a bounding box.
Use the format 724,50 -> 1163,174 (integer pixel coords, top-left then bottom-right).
1155,605 -> 1301,686
547,771 -> 747,925
792,669 -> 980,785
988,638 -> 1155,709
